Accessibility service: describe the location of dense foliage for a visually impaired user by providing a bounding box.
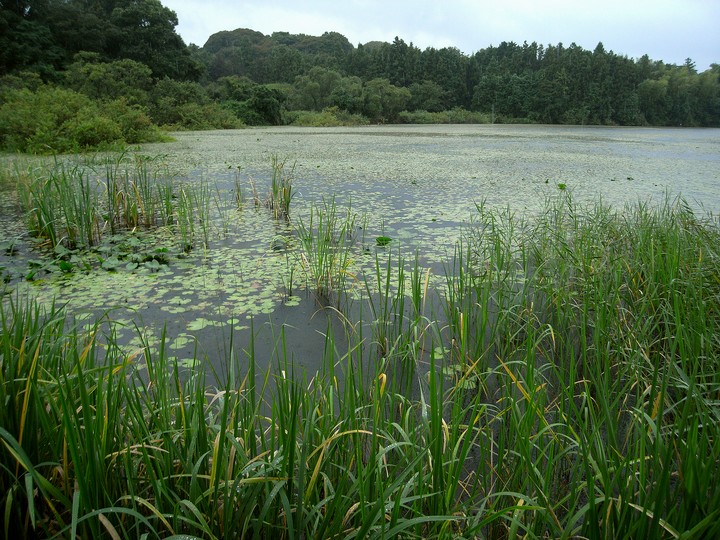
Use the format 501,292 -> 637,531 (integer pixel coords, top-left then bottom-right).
0,0 -> 200,80
1,1 -> 718,152
199,31 -> 720,126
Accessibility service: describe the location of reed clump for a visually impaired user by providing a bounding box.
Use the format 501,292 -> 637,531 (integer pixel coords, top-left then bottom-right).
12,156 -> 212,256
1,193 -> 719,539
295,198 -> 358,304
265,154 -> 295,220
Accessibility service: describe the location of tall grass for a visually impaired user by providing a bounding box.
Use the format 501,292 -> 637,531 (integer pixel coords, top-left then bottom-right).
265,155 -> 295,220
104,154 -> 176,232
440,194 -> 720,538
13,156 -> 211,255
295,198 -> 358,304
17,161 -> 101,249
1,193 -> 719,538
363,250 -> 435,395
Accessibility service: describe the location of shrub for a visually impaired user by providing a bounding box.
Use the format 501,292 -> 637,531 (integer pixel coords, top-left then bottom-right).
160,102 -> 244,131
221,99 -> 264,126
0,71 -> 44,104
101,98 -> 166,144
289,106 -> 368,127
398,108 -> 493,124
64,54 -> 153,107
0,85 -> 165,153
64,109 -> 123,148
397,109 -> 436,124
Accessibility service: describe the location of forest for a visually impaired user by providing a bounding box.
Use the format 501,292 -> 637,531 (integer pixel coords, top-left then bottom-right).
1,0 -> 719,152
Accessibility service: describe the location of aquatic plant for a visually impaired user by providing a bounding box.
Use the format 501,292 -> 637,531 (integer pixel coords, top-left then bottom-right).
2,162 -> 720,539
16,162 -> 103,250
295,198 -> 358,304
11,157 -> 220,272
266,154 -> 295,220
362,250 -> 436,394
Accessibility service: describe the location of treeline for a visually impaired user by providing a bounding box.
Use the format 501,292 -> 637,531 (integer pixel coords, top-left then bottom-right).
1,1 -> 719,153
201,29 -> 720,127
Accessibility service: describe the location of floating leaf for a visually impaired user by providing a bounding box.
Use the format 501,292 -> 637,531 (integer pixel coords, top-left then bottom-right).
101,256 -> 121,271
161,305 -> 187,314
144,259 -> 161,272
170,334 -> 193,350
175,358 -> 197,369
54,244 -> 72,258
187,318 -> 214,331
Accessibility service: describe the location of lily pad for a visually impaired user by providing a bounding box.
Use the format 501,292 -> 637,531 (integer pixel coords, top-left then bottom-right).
101,256 -> 122,271
187,317 -> 220,331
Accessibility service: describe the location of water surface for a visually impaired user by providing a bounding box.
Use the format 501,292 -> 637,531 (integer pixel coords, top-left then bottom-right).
3,125 -> 718,377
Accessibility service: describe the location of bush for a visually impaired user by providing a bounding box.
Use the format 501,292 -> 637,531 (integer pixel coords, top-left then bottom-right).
64,54 -> 153,107
0,86 -> 86,152
0,72 -> 44,104
64,110 -> 123,148
289,106 -> 368,127
397,109 -> 436,124
149,77 -> 213,126
101,98 -> 166,144
160,102 -> 244,131
0,85 -> 165,153
398,108 -> 493,124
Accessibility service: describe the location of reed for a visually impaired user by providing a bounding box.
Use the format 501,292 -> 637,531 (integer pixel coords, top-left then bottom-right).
265,154 -> 295,220
16,157 -> 184,252
295,198 -> 357,304
362,250 -> 436,395
1,193 -> 719,539
17,162 -> 101,249
103,154 -> 173,232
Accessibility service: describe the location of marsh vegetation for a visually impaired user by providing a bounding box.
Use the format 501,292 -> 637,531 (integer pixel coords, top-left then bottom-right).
1,126 -> 719,538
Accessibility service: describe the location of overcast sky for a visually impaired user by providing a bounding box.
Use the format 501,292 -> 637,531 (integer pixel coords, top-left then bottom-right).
162,0 -> 719,71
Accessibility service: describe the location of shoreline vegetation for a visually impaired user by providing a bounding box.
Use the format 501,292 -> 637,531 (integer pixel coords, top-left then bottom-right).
2,1 -> 719,154
1,153 -> 719,538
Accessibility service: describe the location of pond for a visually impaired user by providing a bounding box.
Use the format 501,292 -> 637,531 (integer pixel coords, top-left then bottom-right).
2,124 -> 719,380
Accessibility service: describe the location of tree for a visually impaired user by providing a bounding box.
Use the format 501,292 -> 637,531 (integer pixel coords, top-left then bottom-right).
108,0 -> 201,80
419,47 -> 469,107
638,78 -> 669,124
1,0 -> 201,80
694,67 -> 720,126
361,78 -> 410,122
0,6 -> 64,77
64,53 -> 153,105
384,37 -> 421,87
265,45 -> 306,83
290,67 -> 342,110
329,76 -> 364,113
408,80 -> 446,112
248,85 -> 286,124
